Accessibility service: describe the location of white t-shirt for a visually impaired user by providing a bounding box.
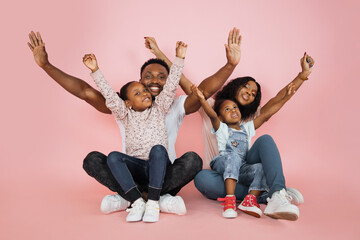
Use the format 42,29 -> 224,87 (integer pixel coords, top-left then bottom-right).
200,98 -> 256,168
116,95 -> 187,163
212,121 -> 255,153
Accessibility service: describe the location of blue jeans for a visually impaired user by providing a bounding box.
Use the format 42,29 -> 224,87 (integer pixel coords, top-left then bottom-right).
83,151 -> 203,201
194,135 -> 286,203
107,145 -> 171,202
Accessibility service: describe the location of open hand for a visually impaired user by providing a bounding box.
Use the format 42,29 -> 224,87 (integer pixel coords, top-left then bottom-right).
144,37 -> 160,55
83,53 -> 99,73
225,27 -> 242,66
176,41 -> 188,59
299,53 -> 315,80
27,31 -> 49,68
191,84 -> 205,100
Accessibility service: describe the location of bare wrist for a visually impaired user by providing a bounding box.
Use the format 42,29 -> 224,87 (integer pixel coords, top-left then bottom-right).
225,61 -> 237,69
41,61 -> 52,70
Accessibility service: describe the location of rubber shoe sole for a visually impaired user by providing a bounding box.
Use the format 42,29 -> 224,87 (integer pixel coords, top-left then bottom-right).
238,205 -> 262,218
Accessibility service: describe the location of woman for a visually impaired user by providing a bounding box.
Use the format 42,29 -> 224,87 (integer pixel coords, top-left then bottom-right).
194,53 -> 314,221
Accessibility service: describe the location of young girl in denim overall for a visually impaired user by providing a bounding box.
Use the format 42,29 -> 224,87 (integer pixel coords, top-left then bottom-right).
192,86 -> 267,218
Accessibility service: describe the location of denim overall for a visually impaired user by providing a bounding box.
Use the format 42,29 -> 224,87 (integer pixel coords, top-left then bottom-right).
210,124 -> 268,192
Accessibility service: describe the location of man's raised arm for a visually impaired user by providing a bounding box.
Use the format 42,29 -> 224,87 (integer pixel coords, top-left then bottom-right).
27,31 -> 111,114
144,27 -> 242,114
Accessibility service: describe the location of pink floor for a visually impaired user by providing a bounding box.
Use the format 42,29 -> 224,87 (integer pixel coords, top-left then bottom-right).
1,172 -> 359,240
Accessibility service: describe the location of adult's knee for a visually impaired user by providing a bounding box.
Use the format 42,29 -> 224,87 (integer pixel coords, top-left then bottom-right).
179,151 -> 203,173
194,170 -> 224,200
257,134 -> 275,145
83,151 -> 107,171
194,170 -> 208,189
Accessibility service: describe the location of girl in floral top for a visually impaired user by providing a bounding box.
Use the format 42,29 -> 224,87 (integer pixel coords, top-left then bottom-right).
83,41 -> 187,223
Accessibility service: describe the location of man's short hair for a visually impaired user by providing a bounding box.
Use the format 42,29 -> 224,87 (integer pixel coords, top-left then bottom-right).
140,58 -> 170,77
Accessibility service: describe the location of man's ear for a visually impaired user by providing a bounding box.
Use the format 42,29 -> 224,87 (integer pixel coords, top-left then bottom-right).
125,100 -> 132,109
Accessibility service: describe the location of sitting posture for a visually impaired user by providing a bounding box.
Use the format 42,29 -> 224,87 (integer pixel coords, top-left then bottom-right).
192,86 -> 267,218
82,41 -> 187,223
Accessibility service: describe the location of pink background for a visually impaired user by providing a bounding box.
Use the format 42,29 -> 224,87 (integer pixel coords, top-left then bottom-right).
1,0 -> 359,239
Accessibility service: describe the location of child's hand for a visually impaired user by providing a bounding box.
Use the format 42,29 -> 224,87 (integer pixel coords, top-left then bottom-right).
144,37 -> 161,55
83,53 -> 99,73
225,27 -> 242,66
299,52 -> 315,80
191,84 -> 205,100
176,41 -> 187,59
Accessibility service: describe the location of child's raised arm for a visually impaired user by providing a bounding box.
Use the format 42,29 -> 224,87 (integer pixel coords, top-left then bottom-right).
191,85 -> 221,131
254,53 -> 315,129
83,53 -> 127,120
155,41 -> 187,112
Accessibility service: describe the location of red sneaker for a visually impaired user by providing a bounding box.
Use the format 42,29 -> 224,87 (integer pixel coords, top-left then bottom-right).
238,194 -> 262,218
217,196 -> 237,218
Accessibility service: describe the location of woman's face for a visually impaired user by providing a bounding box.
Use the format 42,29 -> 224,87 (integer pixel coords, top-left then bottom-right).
236,81 -> 258,106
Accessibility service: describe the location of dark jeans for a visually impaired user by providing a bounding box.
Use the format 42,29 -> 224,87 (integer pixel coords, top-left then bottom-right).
83,149 -> 203,202
107,145 -> 170,202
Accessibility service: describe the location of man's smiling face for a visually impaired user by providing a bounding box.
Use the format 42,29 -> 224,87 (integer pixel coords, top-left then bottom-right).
140,63 -> 168,97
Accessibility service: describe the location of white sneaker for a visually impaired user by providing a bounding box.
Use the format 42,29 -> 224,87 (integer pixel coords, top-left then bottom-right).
223,208 -> 238,218
264,189 -> 299,221
218,196 -> 237,219
286,187 -> 304,205
143,200 -> 160,223
126,198 -> 146,222
100,194 -> 130,214
159,194 -> 187,215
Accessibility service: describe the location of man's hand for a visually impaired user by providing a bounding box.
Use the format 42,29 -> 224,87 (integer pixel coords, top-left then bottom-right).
27,31 -> 49,68
144,37 -> 161,55
225,27 -> 242,66
83,54 -> 99,73
299,53 -> 315,80
176,41 -> 187,59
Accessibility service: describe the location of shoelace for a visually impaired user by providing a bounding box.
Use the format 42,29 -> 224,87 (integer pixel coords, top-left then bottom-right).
243,194 -> 260,208
267,189 -> 293,206
126,201 -> 144,213
217,196 -> 236,211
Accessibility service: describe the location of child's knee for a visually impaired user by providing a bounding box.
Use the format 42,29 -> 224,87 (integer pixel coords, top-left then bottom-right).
107,151 -> 123,166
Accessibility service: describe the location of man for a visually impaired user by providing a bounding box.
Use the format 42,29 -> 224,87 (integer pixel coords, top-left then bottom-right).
27,28 -> 241,215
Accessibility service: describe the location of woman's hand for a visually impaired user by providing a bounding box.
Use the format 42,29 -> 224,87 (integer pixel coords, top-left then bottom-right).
299,53 -> 315,80
83,53 -> 99,73
225,27 -> 242,67
144,37 -> 161,55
